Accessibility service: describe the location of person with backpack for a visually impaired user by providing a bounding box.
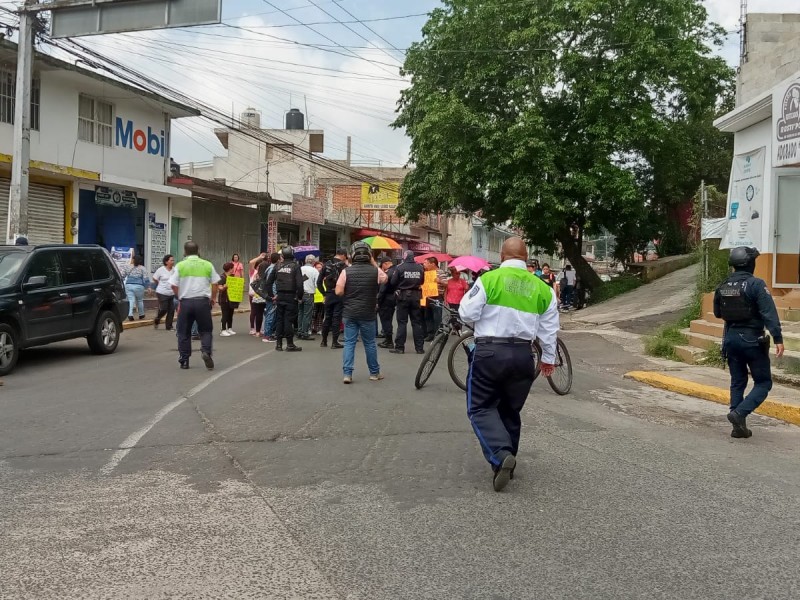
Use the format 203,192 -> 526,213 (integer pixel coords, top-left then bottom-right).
318,248 -> 348,349
713,247 -> 784,439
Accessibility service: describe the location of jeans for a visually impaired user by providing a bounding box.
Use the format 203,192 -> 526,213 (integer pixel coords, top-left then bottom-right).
177,297 -> 213,363
125,284 -> 145,317
561,284 -> 575,307
343,318 -> 380,376
298,293 -> 315,335
424,303 -> 443,337
155,292 -> 175,329
263,302 -> 277,337
725,329 -> 773,417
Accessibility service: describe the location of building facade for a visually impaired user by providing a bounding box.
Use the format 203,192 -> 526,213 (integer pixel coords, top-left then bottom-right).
1,39 -> 197,273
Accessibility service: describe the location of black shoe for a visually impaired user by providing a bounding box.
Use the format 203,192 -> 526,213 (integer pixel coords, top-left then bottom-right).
727,410 -> 748,437
201,352 -> 214,370
492,454 -> 516,492
153,321 -> 159,329
378,341 -> 394,349
320,340 -> 328,348
276,344 -> 284,352
179,360 -> 189,370
331,342 -> 344,350
731,428 -> 753,438
389,348 -> 404,354
286,345 -> 302,352
127,316 -> 134,322
139,315 -> 146,320
165,327 -> 174,331
416,349 -> 425,354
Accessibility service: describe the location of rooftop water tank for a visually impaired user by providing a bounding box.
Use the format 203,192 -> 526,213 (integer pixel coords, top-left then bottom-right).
285,108 -> 305,130
241,108 -> 261,129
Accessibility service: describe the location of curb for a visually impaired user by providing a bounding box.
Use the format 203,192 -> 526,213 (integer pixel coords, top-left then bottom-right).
122,308 -> 250,331
624,371 -> 800,427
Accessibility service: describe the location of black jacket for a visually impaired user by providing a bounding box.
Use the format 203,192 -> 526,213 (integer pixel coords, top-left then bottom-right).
343,262 -> 380,321
318,259 -> 346,296
378,265 -> 396,307
390,258 -> 424,292
266,259 -> 303,301
713,271 -> 783,344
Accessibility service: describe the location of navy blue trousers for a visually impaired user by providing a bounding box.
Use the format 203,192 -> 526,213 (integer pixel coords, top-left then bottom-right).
467,341 -> 536,467
725,329 -> 773,417
177,297 -> 213,363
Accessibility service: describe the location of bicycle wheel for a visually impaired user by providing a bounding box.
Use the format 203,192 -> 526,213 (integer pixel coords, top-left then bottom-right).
415,333 -> 449,389
531,341 -> 542,382
447,331 -> 475,392
547,338 -> 573,395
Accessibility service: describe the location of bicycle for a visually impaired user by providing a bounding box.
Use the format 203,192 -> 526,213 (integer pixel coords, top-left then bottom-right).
414,301 -> 470,390
447,332 -> 573,396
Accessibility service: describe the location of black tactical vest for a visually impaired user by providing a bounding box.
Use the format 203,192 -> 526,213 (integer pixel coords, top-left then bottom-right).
716,275 -> 757,323
275,260 -> 298,294
343,263 -> 379,321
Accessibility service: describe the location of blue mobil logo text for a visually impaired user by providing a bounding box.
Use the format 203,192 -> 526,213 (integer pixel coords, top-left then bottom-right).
115,117 -> 167,157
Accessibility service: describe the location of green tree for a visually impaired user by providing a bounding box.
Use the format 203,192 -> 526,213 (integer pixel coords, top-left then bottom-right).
394,0 -> 734,289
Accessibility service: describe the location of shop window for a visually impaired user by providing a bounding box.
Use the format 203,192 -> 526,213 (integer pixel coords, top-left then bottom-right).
78,95 -> 113,146
0,66 -> 41,130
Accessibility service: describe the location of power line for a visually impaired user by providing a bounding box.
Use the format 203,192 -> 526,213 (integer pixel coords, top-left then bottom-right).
331,1 -> 405,57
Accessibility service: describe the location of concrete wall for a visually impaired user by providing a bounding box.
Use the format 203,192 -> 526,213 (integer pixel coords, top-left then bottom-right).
739,14 -> 800,105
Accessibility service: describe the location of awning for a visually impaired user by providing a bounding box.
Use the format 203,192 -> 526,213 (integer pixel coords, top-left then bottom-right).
167,175 -> 288,207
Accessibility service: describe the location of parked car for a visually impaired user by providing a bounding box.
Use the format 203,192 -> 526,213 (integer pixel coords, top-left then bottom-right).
0,244 -> 129,375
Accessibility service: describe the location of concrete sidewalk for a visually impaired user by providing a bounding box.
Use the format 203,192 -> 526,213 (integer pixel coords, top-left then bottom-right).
625,364 -> 800,427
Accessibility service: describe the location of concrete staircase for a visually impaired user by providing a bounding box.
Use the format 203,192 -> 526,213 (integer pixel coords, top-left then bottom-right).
678,293 -> 800,371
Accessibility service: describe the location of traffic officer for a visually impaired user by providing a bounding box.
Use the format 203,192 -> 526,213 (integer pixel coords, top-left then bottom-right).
377,256 -> 396,348
389,250 -> 425,354
319,248 -> 348,349
169,241 -> 220,370
713,247 -> 784,438
266,246 -> 304,352
459,237 -> 560,491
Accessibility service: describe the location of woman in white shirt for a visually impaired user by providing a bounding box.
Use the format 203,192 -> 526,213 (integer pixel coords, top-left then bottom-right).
152,254 -> 176,330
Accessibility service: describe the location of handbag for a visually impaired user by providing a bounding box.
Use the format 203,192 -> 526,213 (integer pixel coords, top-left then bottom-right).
250,275 -> 268,299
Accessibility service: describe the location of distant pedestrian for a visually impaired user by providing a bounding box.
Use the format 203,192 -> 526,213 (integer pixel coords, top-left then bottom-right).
231,253 -> 245,279
459,237 -> 560,492
389,251 -> 425,354
266,246 -> 304,352
298,255 -> 319,340
319,248 -> 348,349
124,255 -> 149,322
170,241 -> 220,370
248,253 -> 267,335
714,247 -> 784,438
560,265 -> 576,308
336,241 -> 387,384
377,256 -> 396,348
152,254 -> 176,330
311,261 -> 326,334
218,261 -> 239,336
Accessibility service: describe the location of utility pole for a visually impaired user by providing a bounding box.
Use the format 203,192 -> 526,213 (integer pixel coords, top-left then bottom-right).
6,0 -> 34,244
701,180 -> 708,281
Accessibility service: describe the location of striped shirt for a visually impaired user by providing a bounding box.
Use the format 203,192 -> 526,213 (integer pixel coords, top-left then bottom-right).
169,255 -> 220,299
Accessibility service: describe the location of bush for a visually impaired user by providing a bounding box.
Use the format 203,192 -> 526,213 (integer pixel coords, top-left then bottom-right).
588,274 -> 643,305
644,325 -> 686,360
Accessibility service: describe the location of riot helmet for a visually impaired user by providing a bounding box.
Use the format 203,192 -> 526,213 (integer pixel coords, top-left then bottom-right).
729,246 -> 759,270
351,241 -> 372,263
281,245 -> 295,260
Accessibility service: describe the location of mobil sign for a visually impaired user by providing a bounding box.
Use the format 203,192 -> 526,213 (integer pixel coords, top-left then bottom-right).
115,117 -> 167,157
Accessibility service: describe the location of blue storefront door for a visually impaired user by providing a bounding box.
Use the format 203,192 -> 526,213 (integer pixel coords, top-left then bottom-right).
79,189 -> 145,257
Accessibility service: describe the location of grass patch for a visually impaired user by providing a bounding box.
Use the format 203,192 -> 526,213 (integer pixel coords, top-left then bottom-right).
589,274 -> 643,305
699,344 -> 726,368
644,324 -> 686,360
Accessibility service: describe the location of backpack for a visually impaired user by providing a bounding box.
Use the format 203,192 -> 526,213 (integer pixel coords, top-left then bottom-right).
716,277 -> 756,322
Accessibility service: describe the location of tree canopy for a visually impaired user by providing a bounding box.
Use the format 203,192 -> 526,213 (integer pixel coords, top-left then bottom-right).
394,0 -> 734,288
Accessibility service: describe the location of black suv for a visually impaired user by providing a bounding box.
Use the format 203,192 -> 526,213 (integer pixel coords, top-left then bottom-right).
0,244 -> 129,375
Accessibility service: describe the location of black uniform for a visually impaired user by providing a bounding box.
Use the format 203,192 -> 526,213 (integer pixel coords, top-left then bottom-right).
319,258 -> 346,346
377,265 -> 396,345
390,256 -> 425,352
266,259 -> 304,348
713,271 -> 783,419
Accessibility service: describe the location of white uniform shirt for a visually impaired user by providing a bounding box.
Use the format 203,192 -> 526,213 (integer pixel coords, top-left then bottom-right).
152,266 -> 174,296
301,264 -> 319,295
459,259 -> 560,364
168,255 -> 221,299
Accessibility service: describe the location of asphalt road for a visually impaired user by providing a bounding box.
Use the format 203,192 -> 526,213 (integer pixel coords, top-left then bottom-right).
1,323 -> 799,599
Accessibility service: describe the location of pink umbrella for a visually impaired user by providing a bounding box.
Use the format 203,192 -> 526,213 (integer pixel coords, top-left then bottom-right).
450,255 -> 491,273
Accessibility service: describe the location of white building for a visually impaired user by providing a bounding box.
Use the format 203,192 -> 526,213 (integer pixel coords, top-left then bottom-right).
1,39 -> 197,272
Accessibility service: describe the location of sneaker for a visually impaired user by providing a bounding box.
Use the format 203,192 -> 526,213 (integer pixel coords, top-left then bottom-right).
139,315 -> 146,320
331,342 -> 344,350
249,329 -> 257,335
262,336 -> 276,343
389,348 -> 404,354
378,341 -> 394,349
731,428 -> 753,439
369,373 -> 384,381
416,349 -> 425,354
220,330 -> 231,337
343,375 -> 353,384
201,352 -> 214,370
492,454 -> 516,492
228,330 -> 236,336
286,345 -> 303,352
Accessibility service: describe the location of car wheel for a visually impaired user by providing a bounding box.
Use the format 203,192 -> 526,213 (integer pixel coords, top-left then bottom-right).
87,310 -> 121,355
0,323 -> 20,376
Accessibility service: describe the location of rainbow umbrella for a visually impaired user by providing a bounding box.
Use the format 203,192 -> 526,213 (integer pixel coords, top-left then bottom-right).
360,235 -> 402,250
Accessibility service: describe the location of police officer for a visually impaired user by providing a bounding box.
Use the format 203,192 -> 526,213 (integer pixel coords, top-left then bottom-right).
266,246 -> 304,352
713,247 -> 784,438
389,250 -> 425,354
318,248 -> 348,349
459,237 -> 560,491
377,256 -> 396,349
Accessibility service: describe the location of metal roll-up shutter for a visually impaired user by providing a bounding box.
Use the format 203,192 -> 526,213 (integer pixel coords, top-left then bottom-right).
0,178 -> 9,238
0,177 -> 65,244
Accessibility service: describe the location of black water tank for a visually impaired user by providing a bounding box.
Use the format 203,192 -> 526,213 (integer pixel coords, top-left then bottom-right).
285,108 -> 305,130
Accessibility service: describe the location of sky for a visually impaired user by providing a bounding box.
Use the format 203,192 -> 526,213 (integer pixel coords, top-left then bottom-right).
2,0 -> 798,175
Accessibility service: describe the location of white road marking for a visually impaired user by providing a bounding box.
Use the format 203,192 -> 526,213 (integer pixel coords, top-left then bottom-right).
100,352 -> 270,475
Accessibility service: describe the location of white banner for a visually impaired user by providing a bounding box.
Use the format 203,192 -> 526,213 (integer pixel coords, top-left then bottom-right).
721,147 -> 765,250
701,217 -> 727,240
